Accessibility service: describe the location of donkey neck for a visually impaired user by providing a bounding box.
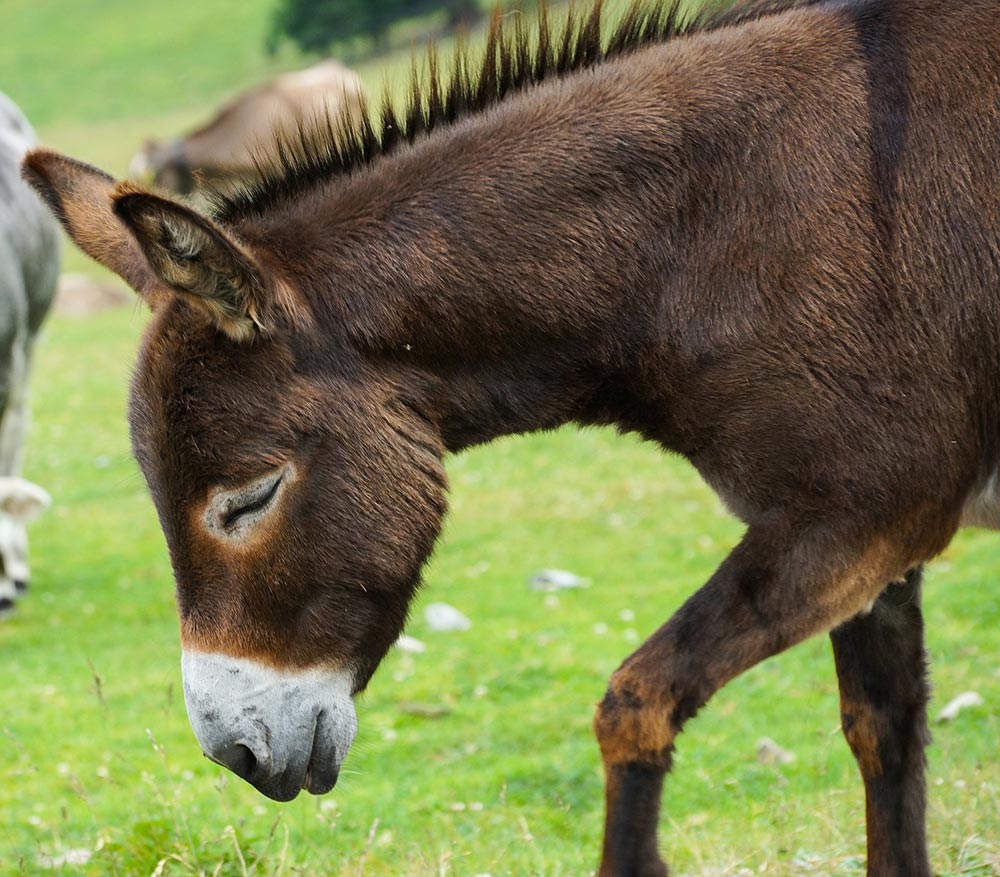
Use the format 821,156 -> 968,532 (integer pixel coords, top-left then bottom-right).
245,9 -> 845,451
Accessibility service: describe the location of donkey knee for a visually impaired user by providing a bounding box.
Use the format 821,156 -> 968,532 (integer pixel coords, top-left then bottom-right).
594,670 -> 690,770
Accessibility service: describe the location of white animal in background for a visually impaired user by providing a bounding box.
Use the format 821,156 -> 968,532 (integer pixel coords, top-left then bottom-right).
0,92 -> 59,614
0,478 -> 50,613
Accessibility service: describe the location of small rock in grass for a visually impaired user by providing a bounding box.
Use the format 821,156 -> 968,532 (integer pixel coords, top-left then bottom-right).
399,702 -> 452,718
937,691 -> 984,723
757,737 -> 796,766
424,602 -> 471,632
39,849 -> 92,868
394,634 -> 426,653
529,569 -> 590,591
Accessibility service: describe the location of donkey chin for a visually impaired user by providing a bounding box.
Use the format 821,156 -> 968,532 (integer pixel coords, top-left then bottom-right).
180,651 -> 357,801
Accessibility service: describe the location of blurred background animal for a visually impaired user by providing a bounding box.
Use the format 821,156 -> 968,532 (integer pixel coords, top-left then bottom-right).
129,60 -> 366,195
0,477 -> 51,608
0,92 -> 57,614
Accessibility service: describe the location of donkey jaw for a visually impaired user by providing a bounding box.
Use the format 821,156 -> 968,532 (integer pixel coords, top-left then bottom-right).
180,651 -> 357,802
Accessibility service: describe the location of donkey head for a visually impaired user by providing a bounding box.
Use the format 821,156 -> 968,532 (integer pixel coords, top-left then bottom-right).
23,151 -> 448,800
128,139 -> 197,195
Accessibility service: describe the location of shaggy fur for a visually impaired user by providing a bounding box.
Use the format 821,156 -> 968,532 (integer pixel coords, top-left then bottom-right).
210,0 -> 827,222
22,0 -> 1000,873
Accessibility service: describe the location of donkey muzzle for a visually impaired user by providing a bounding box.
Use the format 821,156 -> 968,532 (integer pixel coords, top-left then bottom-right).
180,651 -> 357,801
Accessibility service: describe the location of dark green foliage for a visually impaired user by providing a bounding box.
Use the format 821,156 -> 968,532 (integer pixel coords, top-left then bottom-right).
268,0 -> 481,54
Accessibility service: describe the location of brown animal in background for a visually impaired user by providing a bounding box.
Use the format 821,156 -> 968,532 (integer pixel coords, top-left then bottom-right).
22,0 -> 1000,873
129,59 -> 366,194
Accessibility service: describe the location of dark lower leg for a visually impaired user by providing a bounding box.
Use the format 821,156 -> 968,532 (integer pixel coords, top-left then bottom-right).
594,525 -> 907,877
599,762 -> 669,877
830,568 -> 932,877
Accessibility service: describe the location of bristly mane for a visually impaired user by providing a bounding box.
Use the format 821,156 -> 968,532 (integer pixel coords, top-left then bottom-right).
210,0 -> 827,223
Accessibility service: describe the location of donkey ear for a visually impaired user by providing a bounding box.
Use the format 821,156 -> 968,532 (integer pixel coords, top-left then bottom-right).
21,149 -> 159,296
23,149 -> 274,341
112,187 -> 270,341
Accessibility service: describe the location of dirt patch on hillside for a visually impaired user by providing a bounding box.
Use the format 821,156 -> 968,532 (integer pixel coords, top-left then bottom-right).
54,274 -> 133,317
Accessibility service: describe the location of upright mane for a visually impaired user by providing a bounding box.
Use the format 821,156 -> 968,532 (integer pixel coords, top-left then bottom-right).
210,0 -> 830,223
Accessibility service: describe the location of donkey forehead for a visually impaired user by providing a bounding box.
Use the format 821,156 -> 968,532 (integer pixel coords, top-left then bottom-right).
130,306 -> 321,479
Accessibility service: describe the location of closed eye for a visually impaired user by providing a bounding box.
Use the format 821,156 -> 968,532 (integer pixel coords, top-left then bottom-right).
203,463 -> 296,541
222,474 -> 283,531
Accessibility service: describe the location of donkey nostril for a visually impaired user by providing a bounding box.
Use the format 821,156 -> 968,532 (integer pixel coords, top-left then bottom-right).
216,743 -> 261,782
233,744 -> 258,778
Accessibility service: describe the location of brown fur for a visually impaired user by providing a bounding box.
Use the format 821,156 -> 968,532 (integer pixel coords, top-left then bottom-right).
21,151 -> 158,295
840,697 -> 885,778
595,677 -> 677,769
22,0 -> 1000,872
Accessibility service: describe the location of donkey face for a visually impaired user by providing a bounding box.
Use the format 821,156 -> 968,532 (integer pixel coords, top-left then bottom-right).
23,151 -> 447,801
128,139 -> 196,194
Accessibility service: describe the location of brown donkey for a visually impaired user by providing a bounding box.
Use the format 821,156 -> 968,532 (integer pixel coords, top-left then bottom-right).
22,0 -> 1000,872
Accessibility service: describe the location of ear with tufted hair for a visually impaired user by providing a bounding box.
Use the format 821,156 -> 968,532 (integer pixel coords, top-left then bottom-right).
22,148 -> 276,341
113,187 -> 271,341
21,149 -> 160,297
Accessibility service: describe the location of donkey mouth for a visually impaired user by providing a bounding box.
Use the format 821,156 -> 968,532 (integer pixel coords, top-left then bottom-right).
303,763 -> 340,796
244,757 -> 339,802
300,708 -> 343,796
205,727 -> 344,802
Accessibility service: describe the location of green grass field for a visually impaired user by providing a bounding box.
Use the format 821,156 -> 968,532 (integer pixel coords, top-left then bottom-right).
2,1 -> 999,875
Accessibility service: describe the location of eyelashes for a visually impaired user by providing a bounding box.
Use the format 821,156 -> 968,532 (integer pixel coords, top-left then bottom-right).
203,462 -> 296,542
222,474 -> 284,532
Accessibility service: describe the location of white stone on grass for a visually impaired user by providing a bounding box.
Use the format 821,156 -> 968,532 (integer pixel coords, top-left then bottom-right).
424,602 -> 471,632
394,634 -> 426,653
528,569 -> 590,591
937,691 -> 984,723
38,849 -> 91,868
756,737 -> 796,766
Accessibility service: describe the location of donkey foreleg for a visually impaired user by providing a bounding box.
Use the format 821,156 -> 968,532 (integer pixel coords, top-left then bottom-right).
593,523 -> 912,877
830,568 -> 932,877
